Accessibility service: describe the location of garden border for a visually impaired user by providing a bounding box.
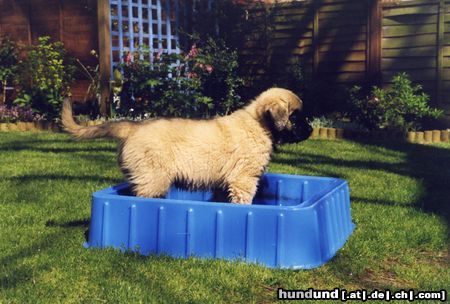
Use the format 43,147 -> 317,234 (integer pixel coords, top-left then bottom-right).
1,122 -> 449,144
0,120 -> 102,133
310,127 -> 450,144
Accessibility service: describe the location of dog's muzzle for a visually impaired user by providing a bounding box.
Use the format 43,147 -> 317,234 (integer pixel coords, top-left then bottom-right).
279,117 -> 313,144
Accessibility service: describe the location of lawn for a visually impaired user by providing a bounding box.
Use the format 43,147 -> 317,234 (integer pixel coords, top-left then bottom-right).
0,131 -> 449,303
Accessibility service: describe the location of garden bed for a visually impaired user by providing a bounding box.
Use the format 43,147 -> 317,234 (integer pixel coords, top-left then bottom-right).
2,121 -> 449,144
310,127 -> 450,144
0,120 -> 103,132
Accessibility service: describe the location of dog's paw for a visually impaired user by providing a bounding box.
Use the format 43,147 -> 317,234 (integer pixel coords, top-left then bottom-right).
228,192 -> 253,204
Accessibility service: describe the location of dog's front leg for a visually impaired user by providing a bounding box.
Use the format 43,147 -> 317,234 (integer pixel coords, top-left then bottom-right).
227,176 -> 259,204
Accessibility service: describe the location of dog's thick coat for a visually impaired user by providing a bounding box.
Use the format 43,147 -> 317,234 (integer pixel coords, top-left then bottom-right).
62,88 -> 311,204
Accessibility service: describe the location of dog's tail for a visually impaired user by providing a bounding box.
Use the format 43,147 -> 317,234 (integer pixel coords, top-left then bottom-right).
61,98 -> 134,140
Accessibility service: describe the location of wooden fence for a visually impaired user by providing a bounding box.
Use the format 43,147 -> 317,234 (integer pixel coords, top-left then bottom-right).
0,0 -> 449,116
242,0 -> 450,113
0,0 -> 98,101
381,0 -> 446,106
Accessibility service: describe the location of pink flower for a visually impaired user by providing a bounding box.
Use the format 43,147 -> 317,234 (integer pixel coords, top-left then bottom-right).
194,63 -> 214,74
188,44 -> 198,58
156,48 -> 163,61
124,52 -> 133,64
205,64 -> 213,74
187,72 -> 198,79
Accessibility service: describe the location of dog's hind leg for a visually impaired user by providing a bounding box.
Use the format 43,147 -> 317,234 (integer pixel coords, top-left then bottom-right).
131,171 -> 172,198
227,176 -> 259,204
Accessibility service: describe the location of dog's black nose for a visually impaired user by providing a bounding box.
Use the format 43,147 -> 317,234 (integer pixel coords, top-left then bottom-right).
296,119 -> 313,141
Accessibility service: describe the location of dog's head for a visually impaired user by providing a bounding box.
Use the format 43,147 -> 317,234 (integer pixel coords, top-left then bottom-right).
258,88 -> 312,144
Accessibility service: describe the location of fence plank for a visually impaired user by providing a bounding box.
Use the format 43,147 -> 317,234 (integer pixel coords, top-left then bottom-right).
333,72 -> 366,83
313,1 -> 319,76
320,51 -> 366,62
319,3 -> 366,13
319,26 -> 367,38
98,0 -> 112,116
320,32 -> 366,44
381,57 -> 437,69
383,46 -> 437,57
382,23 -> 437,37
382,34 -> 437,48
319,42 -> 365,53
382,69 -> 436,81
382,0 -> 439,6
383,14 -> 437,26
383,5 -> 438,17
318,62 -> 366,73
437,0 -> 445,105
442,68 -> 450,79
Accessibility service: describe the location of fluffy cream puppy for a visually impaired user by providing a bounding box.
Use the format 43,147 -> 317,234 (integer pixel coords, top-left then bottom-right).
62,88 -> 312,204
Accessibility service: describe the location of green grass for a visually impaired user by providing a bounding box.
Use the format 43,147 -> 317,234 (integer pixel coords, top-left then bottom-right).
1,132 -> 449,303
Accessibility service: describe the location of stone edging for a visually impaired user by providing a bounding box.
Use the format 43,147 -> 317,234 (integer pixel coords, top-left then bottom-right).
310,127 -> 450,144
0,120 -> 103,132
1,122 -> 449,144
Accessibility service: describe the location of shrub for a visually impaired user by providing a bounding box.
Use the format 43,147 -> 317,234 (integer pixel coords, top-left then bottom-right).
117,38 -> 242,119
347,73 -> 443,132
118,50 -> 213,118
194,38 -> 244,115
14,36 -> 75,120
0,36 -> 19,88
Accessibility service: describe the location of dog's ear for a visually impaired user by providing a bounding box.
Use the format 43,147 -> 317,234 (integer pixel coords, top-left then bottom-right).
265,103 -> 289,131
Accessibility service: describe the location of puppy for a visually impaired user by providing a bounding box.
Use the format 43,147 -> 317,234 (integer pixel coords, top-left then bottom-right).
62,88 -> 312,204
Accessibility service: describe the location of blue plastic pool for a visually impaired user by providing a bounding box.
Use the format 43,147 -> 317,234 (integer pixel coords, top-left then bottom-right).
85,173 -> 355,269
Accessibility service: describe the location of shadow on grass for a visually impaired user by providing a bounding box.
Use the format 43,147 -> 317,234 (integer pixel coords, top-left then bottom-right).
353,139 -> 450,233
5,174 -> 122,185
1,218 -> 94,290
276,139 -> 450,236
0,230 -> 67,289
45,219 -> 90,228
0,142 -> 116,154
46,219 -> 91,246
274,139 -> 450,290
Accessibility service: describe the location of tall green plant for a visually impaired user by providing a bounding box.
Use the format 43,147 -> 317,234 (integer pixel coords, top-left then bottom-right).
0,36 -> 19,103
0,36 -> 19,83
15,36 -> 75,119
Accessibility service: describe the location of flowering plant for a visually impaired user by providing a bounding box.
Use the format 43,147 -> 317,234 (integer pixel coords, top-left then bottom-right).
0,104 -> 43,123
14,36 -> 75,120
116,38 -> 242,118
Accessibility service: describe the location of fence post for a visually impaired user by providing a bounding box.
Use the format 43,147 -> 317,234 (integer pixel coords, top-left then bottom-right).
312,1 -> 319,77
367,0 -> 381,86
437,0 -> 445,106
98,0 -> 112,117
